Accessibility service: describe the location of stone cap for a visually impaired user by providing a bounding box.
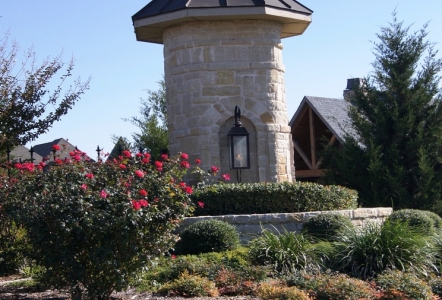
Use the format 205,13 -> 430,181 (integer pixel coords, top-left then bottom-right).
132,0 -> 313,44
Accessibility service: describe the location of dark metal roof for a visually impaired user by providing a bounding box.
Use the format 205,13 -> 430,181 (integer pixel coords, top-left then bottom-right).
132,0 -> 312,20
289,96 -> 356,144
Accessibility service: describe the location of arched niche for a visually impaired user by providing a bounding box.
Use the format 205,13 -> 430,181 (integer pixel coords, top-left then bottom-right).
219,116 -> 258,183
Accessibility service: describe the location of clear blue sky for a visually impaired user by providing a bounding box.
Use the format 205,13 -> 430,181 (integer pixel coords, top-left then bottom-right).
1,1 -> 441,158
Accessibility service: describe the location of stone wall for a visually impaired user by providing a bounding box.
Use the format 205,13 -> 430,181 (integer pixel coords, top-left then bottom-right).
177,208 -> 393,243
163,19 -> 293,183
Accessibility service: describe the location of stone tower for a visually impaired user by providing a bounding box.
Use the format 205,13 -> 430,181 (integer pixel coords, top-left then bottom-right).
132,0 -> 312,183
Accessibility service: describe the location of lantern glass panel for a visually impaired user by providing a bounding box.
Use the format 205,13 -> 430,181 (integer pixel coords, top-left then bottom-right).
232,135 -> 248,168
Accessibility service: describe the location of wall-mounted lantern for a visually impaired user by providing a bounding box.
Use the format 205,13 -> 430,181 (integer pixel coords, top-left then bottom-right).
228,106 -> 250,170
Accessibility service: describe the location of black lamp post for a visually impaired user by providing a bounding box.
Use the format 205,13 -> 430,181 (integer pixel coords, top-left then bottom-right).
96,146 -> 102,162
228,106 -> 250,181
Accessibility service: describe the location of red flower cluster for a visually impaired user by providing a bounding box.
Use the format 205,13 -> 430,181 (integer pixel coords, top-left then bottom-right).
197,201 -> 205,208
100,190 -> 108,198
180,153 -> 189,160
122,150 -> 131,158
135,170 -> 144,178
161,154 -> 169,161
139,189 -> 148,197
85,173 -> 94,179
155,161 -> 162,172
210,166 -> 220,174
221,174 -> 231,181
14,162 -> 35,172
195,158 -> 201,165
180,160 -> 190,169
51,144 -> 60,151
132,199 -> 148,210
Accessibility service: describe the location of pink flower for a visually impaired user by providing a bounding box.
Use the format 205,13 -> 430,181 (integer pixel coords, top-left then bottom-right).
100,190 -> 108,198
85,173 -> 94,179
180,161 -> 190,169
55,158 -> 63,165
122,150 -> 131,158
51,144 -> 60,151
132,200 -> 141,210
171,254 -> 177,259
14,163 -> 22,169
222,174 -> 231,181
161,154 -> 168,161
142,158 -> 150,164
195,158 -> 201,165
119,164 -> 126,169
155,161 -> 163,172
179,182 -> 186,188
73,155 -> 81,162
136,152 -> 143,158
139,200 -> 148,207
69,151 -> 75,157
154,197 -> 159,202
185,186 -> 193,194
39,161 -> 46,168
197,201 -> 205,208
80,184 -> 88,190
144,153 -> 151,159
135,170 -> 145,178
180,153 -> 189,160
139,189 -> 148,197
210,166 -> 220,173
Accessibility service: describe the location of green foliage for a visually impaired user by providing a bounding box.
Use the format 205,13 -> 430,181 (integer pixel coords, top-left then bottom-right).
286,271 -> 376,300
192,182 -> 358,216
303,213 -> 355,241
2,150 -> 198,299
333,220 -> 437,279
214,267 -> 258,296
257,281 -> 311,300
0,214 -> 30,276
125,79 -> 168,159
376,269 -> 433,300
322,14 -> 442,212
429,276 -> 442,297
248,228 -> 321,272
157,270 -> 219,297
387,209 -> 437,234
178,220 -> 240,255
0,32 -> 90,151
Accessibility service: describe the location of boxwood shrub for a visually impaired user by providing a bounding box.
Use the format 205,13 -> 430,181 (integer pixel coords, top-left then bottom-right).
192,182 -> 358,216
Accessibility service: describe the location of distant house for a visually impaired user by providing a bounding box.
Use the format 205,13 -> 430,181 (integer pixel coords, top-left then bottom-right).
289,79 -> 359,181
10,138 -> 92,164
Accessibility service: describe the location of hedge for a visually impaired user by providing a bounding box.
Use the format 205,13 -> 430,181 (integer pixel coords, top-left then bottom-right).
192,182 -> 358,216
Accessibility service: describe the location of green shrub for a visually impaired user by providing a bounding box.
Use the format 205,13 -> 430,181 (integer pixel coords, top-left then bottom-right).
422,210 -> 442,230
192,182 -> 358,216
157,271 -> 219,297
387,209 -> 435,234
178,220 -> 240,255
303,213 -> 355,241
375,269 -> 433,300
429,276 -> 442,297
248,228 -> 321,272
214,267 -> 259,296
286,271 -> 375,300
333,220 -> 437,279
0,216 -> 30,276
257,281 -> 311,300
3,150 -> 198,300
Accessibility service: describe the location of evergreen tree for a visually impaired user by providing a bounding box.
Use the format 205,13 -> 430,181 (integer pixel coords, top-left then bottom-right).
323,14 -> 442,212
124,79 -> 168,160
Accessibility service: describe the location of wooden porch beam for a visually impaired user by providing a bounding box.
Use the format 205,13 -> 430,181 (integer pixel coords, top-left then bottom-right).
295,169 -> 326,178
293,141 -> 312,170
315,135 -> 337,169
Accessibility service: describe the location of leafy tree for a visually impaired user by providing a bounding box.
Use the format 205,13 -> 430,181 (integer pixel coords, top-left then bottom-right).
0,33 -> 90,152
125,79 -> 168,159
322,14 -> 442,212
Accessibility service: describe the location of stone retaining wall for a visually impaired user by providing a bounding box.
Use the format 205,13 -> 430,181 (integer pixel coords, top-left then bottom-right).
177,207 -> 393,243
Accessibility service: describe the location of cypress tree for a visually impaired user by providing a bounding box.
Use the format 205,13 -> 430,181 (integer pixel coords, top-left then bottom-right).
323,13 -> 442,212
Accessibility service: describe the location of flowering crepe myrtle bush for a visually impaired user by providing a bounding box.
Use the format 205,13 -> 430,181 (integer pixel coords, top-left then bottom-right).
1,148 -> 207,300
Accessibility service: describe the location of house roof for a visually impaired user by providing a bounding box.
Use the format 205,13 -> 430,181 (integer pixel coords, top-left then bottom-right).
289,96 -> 354,144
132,0 -> 313,20
10,145 -> 43,163
132,0 -> 312,43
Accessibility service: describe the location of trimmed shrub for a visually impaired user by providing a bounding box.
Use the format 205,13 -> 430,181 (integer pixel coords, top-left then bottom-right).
387,209 -> 435,234
286,271 -> 376,300
422,210 -> 442,230
178,220 -> 240,255
375,269 -> 433,300
257,281 -> 312,300
303,213 -> 355,241
248,228 -> 320,272
157,271 -> 219,297
333,220 -> 437,279
0,217 -> 30,276
214,267 -> 258,296
192,182 -> 358,216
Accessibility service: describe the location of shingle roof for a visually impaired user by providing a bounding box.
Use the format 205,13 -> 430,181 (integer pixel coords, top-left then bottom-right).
289,96 -> 355,144
10,145 -> 43,163
132,0 -> 312,20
